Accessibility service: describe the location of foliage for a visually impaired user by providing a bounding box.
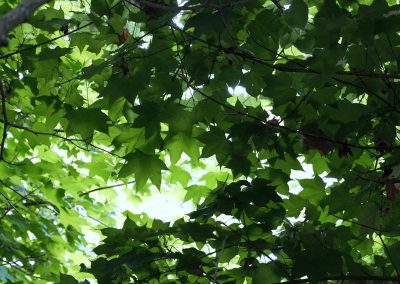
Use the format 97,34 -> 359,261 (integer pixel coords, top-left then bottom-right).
1,0 -> 400,283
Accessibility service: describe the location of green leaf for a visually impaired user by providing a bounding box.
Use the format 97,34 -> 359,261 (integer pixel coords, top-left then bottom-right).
101,74 -> 144,105
3,0 -> 400,283
198,127 -> 231,164
65,108 -> 109,138
132,102 -> 161,139
169,166 -> 191,187
70,33 -> 104,53
38,47 -> 72,61
293,249 -> 343,283
119,151 -> 167,189
57,274 -> 79,284
165,133 -> 201,164
91,0 -> 109,16
283,0 -> 308,28
252,263 -> 281,284
298,177 -> 326,205
184,185 -> 210,204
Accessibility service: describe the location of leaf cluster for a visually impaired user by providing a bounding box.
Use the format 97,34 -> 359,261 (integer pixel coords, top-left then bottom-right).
1,0 -> 400,283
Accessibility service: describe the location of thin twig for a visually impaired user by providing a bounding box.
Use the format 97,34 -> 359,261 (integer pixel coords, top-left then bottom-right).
134,0 -> 253,12
246,30 -> 400,114
0,186 -> 40,221
3,120 -> 122,158
0,80 -> 8,161
79,180 -> 135,196
271,0 -> 284,12
0,179 -> 26,200
280,89 -> 312,122
87,214 -> 108,227
213,235 -> 228,283
242,211 -> 291,278
0,188 -> 20,217
378,232 -> 400,277
332,215 -> 385,233
0,23 -> 92,60
180,75 -> 400,151
277,275 -> 400,283
0,0 -> 124,59
0,255 -> 44,267
125,0 -> 400,80
170,20 -> 400,79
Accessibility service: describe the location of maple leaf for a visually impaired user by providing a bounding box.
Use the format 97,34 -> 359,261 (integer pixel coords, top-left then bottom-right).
119,151 -> 167,190
164,133 -> 200,164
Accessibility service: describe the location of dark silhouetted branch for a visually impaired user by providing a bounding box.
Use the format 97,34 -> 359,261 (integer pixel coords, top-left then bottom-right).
180,75 -> 400,151
278,275 -> 400,283
0,80 -> 8,161
133,0 -> 252,12
378,233 -> 400,277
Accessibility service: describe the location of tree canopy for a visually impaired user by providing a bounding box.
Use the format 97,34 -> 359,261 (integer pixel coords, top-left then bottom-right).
1,0 -> 400,283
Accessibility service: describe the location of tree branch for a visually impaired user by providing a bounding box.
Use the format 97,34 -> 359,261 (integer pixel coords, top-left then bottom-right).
278,275 -> 400,283
332,214 -> 387,232
174,20 -> 400,79
179,75 -> 400,151
271,0 -> 284,12
133,0 -> 252,12
0,80 -> 8,161
0,22 -> 92,60
0,120 -> 122,158
378,233 -> 400,277
0,255 -> 44,267
0,0 -> 51,46
79,181 -> 135,196
126,1 -> 400,80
